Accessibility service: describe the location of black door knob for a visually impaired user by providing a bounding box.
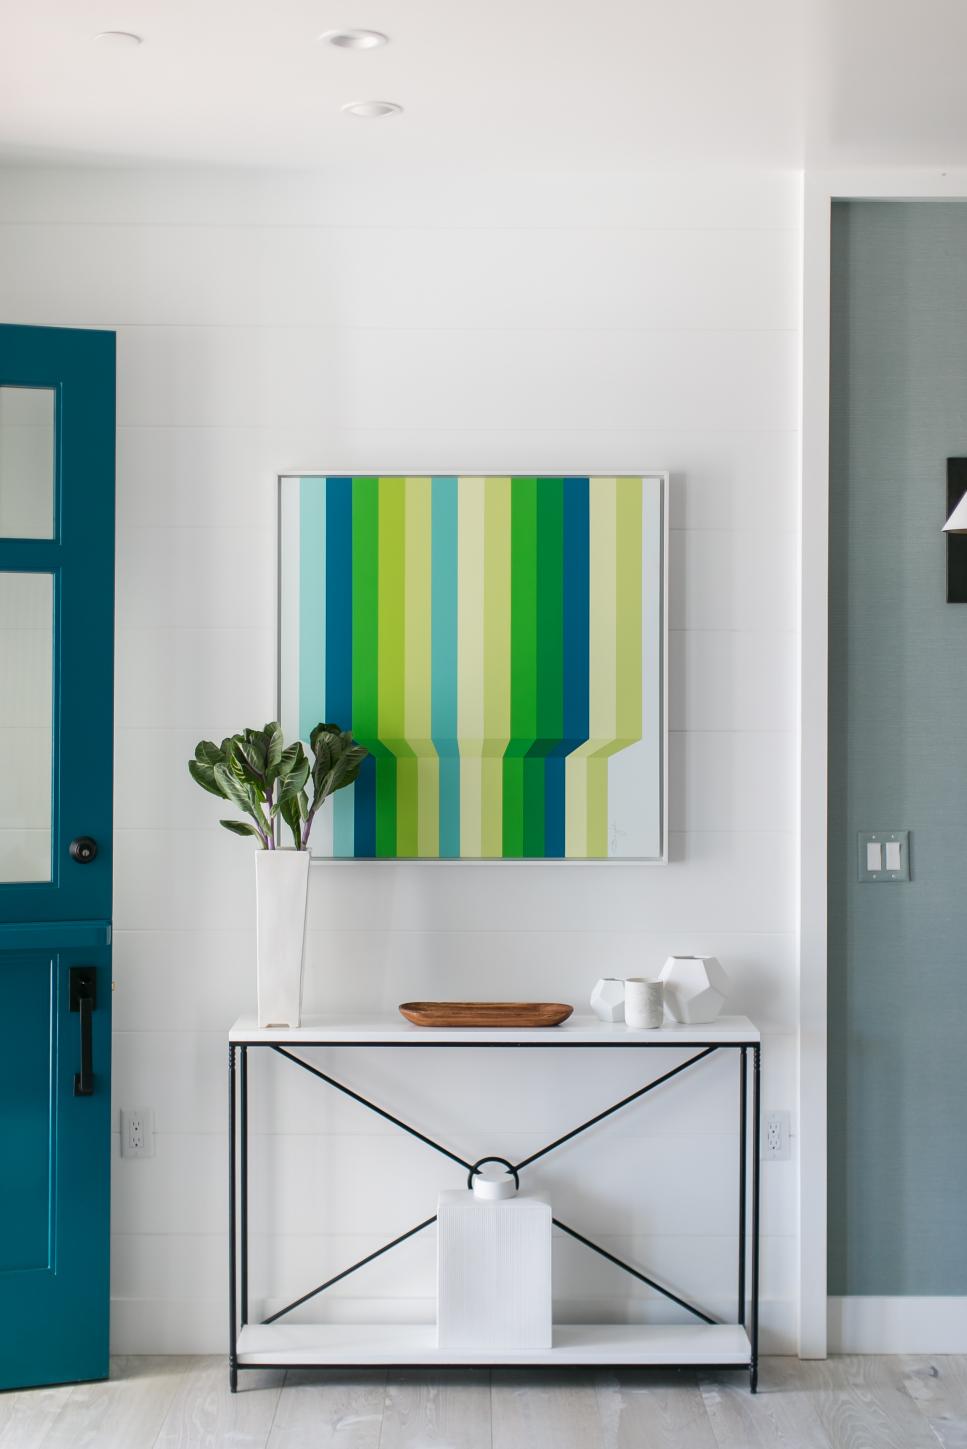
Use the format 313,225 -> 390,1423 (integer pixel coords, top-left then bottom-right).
69,836 -> 98,864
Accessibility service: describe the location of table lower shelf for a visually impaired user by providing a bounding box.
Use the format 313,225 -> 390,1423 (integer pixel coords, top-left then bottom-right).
236,1322 -> 751,1368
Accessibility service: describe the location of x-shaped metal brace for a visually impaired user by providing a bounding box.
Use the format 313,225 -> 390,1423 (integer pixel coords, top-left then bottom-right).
261,1042 -> 722,1328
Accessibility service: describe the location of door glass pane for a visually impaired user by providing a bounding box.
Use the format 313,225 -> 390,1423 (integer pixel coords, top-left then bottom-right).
0,386 -> 55,539
0,573 -> 53,881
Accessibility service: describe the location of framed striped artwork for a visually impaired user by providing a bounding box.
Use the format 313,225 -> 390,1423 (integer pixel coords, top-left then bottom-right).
279,475 -> 667,861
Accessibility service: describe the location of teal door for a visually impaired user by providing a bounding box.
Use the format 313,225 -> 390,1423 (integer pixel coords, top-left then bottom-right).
0,325 -> 115,1389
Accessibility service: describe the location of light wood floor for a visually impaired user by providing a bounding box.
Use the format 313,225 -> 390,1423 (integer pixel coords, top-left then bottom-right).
1,1355 -> 966,1448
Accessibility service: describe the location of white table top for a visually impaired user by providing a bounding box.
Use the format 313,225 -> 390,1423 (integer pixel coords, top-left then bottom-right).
229,1012 -> 759,1044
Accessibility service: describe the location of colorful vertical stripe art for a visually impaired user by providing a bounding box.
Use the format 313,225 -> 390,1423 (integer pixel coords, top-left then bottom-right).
280,476 -> 664,859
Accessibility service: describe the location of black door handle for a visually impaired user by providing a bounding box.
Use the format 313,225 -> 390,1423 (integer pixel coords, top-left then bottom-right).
69,837 -> 98,864
69,967 -> 97,1097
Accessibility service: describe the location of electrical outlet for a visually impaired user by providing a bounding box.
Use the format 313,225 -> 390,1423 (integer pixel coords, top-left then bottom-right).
762,1110 -> 791,1161
120,1108 -> 154,1159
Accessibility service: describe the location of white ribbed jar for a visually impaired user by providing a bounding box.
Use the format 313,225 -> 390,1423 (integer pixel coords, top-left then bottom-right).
437,1189 -> 552,1350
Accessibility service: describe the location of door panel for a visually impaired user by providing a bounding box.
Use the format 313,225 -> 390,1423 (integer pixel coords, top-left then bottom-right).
4,955 -> 54,1273
0,944 -> 112,1389
0,324 -> 114,1390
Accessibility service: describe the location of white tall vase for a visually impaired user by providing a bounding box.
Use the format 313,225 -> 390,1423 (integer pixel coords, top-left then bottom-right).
255,849 -> 310,1028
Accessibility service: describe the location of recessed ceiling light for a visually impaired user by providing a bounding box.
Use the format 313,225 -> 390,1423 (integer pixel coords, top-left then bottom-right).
320,29 -> 388,50
93,30 -> 142,47
341,100 -> 402,119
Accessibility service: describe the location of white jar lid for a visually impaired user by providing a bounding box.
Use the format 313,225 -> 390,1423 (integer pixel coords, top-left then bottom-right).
472,1174 -> 517,1201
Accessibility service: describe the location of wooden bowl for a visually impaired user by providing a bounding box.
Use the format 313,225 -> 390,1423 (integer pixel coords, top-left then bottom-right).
399,1001 -> 573,1028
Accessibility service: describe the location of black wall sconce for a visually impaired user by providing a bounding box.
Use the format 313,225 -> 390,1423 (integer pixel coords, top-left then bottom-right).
944,458 -> 967,601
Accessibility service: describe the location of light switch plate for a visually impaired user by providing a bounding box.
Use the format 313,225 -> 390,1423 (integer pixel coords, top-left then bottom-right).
857,831 -> 910,882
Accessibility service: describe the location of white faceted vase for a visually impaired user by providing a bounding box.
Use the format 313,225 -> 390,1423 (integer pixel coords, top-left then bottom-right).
590,977 -> 625,1023
255,849 -> 310,1028
659,955 -> 729,1025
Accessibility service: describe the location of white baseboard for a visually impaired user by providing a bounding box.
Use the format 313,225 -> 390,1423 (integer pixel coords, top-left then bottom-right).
111,1298 -> 227,1355
828,1297 -> 967,1354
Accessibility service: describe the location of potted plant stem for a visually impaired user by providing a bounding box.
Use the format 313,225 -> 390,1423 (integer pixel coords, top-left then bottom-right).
188,722 -> 367,1026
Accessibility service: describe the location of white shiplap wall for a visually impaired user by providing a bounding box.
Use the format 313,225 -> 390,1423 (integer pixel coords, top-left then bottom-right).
0,165 -> 802,1352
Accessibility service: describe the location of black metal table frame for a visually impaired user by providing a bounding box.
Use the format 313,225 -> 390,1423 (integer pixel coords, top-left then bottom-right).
229,1035 -> 761,1392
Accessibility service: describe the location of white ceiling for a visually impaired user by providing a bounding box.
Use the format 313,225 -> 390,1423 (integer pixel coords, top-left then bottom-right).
1,0 -> 967,170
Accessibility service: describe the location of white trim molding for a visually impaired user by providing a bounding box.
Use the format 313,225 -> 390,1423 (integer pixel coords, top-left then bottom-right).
799,169 -> 829,1361
802,167 -> 967,1362
829,1297 -> 967,1355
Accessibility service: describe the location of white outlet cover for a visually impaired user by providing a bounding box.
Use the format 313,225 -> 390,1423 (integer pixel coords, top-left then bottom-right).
120,1107 -> 155,1158
762,1110 -> 790,1160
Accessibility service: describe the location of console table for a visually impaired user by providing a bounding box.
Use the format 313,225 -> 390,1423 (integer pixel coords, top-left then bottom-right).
228,1013 -> 761,1391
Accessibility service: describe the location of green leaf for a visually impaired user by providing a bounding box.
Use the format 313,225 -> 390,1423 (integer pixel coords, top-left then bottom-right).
219,819 -> 263,840
188,757 -> 226,799
310,722 -> 345,752
277,740 -> 302,773
235,734 -> 267,783
277,748 -> 310,807
322,744 -> 368,799
188,739 -> 231,797
213,761 -> 262,821
308,726 -> 368,806
274,747 -> 308,805
195,739 -> 226,768
279,791 -> 306,848
311,738 -> 334,794
264,721 -> 284,780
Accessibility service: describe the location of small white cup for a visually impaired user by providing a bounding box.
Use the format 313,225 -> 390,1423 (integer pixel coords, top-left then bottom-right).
624,977 -> 664,1029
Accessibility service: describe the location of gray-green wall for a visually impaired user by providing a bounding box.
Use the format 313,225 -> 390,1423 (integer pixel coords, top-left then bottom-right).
829,201 -> 967,1294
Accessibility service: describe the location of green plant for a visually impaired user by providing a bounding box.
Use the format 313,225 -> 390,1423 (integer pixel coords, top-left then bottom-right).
188,722 -> 368,850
